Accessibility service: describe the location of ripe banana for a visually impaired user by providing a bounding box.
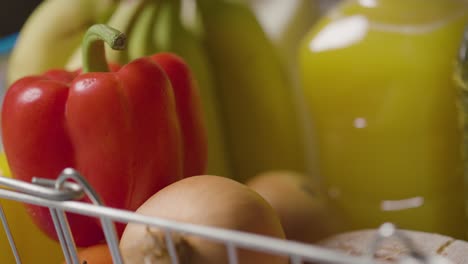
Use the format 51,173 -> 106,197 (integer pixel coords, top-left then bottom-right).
150,0 -> 233,177
195,0 -> 308,181
6,0 -> 117,85
66,0 -> 149,70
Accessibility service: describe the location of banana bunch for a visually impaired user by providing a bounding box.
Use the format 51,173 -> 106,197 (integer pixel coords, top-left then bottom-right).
195,0 -> 308,181
6,0 -> 118,85
247,0 -> 320,179
7,0 -> 310,182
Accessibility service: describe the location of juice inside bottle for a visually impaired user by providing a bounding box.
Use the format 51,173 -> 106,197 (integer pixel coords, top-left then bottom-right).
299,0 -> 468,239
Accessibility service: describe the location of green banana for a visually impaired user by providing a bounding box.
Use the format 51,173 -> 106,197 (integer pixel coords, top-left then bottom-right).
150,0 -> 233,178
127,0 -> 161,60
6,0 -> 117,85
66,0 -> 149,70
180,0 -> 204,38
249,0 -> 320,179
195,0 -> 308,181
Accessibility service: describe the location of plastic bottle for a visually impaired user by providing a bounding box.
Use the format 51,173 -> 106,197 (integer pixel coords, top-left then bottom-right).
299,0 -> 468,239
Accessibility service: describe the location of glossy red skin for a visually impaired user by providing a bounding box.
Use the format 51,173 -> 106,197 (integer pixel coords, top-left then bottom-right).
43,69 -> 78,83
1,57 -> 184,246
151,53 -> 208,177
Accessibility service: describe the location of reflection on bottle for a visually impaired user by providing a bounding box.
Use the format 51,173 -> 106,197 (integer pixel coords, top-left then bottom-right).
381,197 -> 425,211
353,117 -> 367,129
311,3 -> 468,54
310,15 -> 369,52
359,0 -> 378,8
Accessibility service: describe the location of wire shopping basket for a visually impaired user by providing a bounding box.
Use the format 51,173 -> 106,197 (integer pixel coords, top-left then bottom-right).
0,168 -> 454,264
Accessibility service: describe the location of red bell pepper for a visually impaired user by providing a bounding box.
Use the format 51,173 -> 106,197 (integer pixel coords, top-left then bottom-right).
151,53 -> 207,177
1,24 -> 207,246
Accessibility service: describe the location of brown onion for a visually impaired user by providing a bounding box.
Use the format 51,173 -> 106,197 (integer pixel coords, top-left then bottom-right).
119,175 -> 287,264
247,170 -> 345,243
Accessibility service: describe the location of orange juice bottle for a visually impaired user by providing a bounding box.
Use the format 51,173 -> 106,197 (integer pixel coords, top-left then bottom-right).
299,0 -> 468,239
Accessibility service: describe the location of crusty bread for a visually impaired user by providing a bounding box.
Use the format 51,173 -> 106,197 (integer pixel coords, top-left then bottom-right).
317,229 -> 468,263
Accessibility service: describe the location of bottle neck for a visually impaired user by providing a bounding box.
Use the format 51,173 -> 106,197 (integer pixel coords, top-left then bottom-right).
336,0 -> 468,25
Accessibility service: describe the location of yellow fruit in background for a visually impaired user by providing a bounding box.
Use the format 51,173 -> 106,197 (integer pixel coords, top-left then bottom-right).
0,152 -> 63,264
0,152 -> 11,176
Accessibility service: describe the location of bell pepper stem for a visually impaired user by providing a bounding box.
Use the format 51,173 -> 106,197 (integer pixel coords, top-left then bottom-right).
82,24 -> 126,73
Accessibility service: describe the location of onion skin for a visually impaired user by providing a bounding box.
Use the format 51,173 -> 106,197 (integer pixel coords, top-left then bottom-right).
247,170 -> 344,244
119,175 -> 288,264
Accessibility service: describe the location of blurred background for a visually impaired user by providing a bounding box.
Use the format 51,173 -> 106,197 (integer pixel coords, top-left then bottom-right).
3,0 -> 468,257
0,0 -> 42,38
0,0 -> 340,38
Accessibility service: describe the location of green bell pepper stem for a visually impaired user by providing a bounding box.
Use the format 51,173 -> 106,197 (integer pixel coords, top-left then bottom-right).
82,24 -> 126,73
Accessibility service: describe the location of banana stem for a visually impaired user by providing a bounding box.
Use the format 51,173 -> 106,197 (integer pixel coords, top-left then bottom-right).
82,24 -> 127,73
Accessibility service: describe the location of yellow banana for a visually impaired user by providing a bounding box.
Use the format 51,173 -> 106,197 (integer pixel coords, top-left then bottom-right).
151,0 -> 233,177
6,0 -> 117,85
66,0 -> 149,70
195,0 -> 307,181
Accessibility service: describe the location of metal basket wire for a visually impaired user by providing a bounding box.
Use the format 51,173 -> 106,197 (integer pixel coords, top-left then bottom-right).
0,168 -> 449,264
